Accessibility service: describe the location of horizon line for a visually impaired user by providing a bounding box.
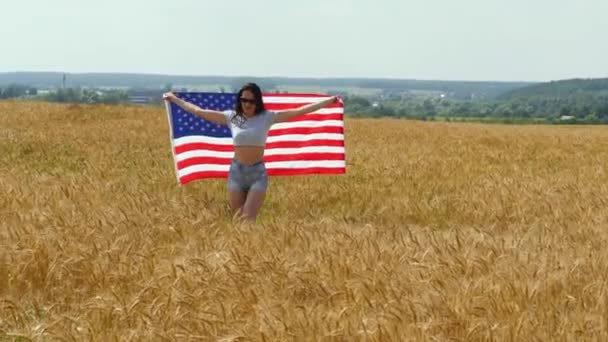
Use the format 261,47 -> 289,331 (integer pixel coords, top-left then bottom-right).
0,70 -> 549,84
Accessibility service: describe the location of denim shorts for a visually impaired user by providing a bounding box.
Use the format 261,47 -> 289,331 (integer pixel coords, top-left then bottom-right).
227,159 -> 268,192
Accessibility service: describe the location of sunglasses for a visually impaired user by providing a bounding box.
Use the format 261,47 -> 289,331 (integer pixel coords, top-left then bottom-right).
239,97 -> 256,105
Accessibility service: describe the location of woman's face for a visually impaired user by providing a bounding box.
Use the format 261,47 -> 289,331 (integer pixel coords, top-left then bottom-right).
240,90 -> 257,116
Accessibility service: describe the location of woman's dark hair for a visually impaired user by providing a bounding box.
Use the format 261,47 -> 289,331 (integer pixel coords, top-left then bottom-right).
235,82 -> 266,116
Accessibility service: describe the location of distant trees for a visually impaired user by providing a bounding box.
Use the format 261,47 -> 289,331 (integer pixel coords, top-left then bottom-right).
0,84 -> 38,99
499,78 -> 608,100
343,93 -> 608,124
230,78 -> 278,92
343,96 -> 371,116
0,84 -> 128,104
2,77 -> 607,124
44,88 -> 128,104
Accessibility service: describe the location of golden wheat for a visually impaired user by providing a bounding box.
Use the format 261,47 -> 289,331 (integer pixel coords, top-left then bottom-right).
1,100 -> 607,341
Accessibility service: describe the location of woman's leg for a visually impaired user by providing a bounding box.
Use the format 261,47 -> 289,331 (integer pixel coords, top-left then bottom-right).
242,191 -> 266,222
227,160 -> 248,220
241,164 -> 268,222
228,190 -> 248,219
227,159 -> 267,223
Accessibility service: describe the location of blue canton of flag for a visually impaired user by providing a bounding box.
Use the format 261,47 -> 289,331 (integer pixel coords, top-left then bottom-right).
168,92 -> 235,139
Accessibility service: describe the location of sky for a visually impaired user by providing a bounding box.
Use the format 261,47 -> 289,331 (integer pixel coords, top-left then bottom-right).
1,0 -> 607,82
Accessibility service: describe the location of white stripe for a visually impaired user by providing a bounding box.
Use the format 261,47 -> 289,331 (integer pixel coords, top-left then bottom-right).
176,146 -> 345,162
266,160 -> 346,169
271,120 -> 344,130
263,96 -> 332,103
266,133 -> 343,143
174,135 -> 233,146
264,146 -> 345,156
178,160 -> 345,178
174,133 -> 343,148
307,108 -> 344,114
176,150 -> 235,162
174,133 -> 344,146
178,164 -> 229,177
266,108 -> 343,115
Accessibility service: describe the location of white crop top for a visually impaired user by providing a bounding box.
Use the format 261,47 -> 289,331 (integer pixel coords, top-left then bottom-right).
223,110 -> 277,146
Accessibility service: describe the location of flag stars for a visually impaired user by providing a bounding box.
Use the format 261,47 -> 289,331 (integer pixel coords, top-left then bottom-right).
171,92 -> 243,138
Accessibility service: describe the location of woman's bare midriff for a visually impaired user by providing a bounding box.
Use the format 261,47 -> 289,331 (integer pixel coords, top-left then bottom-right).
234,146 -> 265,165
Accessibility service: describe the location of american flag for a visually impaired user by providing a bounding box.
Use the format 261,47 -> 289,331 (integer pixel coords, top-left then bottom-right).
165,92 -> 346,185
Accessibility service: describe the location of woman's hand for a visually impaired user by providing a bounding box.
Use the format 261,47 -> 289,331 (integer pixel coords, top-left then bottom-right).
163,92 -> 177,102
274,95 -> 341,123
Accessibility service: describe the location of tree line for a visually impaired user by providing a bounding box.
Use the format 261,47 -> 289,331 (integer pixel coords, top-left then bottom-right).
344,93 -> 608,124
44,88 -> 128,104
0,84 -> 128,104
0,84 -> 38,99
2,83 -> 607,124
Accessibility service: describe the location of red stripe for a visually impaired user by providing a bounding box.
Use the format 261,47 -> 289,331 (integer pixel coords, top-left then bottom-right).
177,153 -> 346,170
177,157 -> 232,170
180,167 -> 346,184
269,126 -> 344,136
263,153 -> 345,163
263,93 -> 329,98
265,139 -> 344,149
265,102 -> 344,110
267,167 -> 346,176
175,139 -> 344,155
283,114 -> 344,122
180,171 -> 228,184
175,142 -> 233,154
265,103 -> 308,110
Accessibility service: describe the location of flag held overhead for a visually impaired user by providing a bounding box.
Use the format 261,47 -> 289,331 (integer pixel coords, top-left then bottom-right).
165,92 -> 346,185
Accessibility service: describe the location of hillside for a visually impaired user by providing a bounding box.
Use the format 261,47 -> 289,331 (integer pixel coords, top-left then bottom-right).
0,71 -> 532,99
498,77 -> 608,100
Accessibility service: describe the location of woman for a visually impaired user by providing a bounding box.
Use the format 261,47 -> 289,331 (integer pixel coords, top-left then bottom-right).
163,83 -> 339,223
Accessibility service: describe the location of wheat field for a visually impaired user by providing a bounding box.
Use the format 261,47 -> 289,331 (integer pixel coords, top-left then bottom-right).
1,101 -> 608,341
